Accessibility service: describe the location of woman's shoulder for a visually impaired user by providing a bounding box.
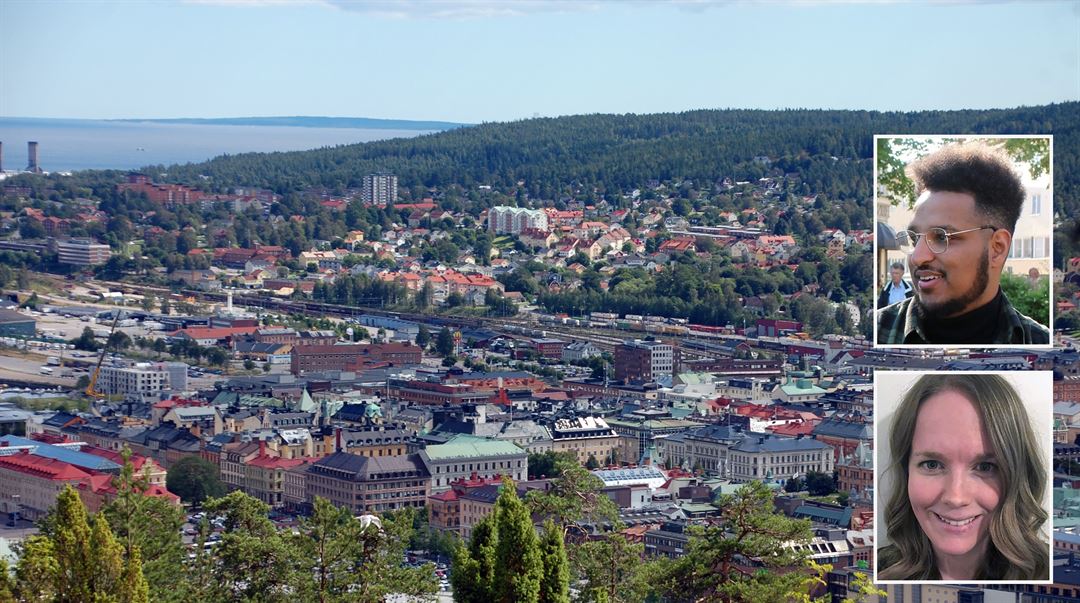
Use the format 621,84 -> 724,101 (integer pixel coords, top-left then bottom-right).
876,544 -> 900,570
875,544 -> 928,580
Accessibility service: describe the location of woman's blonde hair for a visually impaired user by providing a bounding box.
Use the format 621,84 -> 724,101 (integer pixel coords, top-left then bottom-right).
877,374 -> 1048,580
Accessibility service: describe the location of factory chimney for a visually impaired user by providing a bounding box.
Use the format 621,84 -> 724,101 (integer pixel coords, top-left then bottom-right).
27,141 -> 41,173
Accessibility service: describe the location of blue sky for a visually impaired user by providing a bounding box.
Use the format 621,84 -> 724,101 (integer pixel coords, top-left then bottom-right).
1,0 -> 1077,123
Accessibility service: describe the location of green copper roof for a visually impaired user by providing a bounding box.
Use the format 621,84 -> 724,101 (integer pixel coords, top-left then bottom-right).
423,434 -> 525,461
295,389 -> 316,412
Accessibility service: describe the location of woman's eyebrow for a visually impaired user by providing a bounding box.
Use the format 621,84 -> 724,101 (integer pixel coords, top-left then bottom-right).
910,451 -> 997,462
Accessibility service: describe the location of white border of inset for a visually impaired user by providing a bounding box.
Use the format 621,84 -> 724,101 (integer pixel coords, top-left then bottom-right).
873,370 -> 1054,585
872,134 -> 1054,350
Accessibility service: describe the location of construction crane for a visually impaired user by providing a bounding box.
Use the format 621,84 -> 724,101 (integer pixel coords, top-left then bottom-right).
85,310 -> 122,399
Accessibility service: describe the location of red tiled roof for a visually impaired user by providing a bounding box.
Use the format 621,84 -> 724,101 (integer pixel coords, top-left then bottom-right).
767,422 -> 816,437
79,473 -> 181,504
247,454 -> 312,470
0,452 -> 93,481
429,489 -> 459,502
153,397 -> 205,410
79,445 -> 160,473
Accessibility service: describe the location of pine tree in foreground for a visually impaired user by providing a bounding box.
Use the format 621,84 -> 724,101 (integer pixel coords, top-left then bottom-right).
453,477 -> 553,603
493,477 -> 543,603
538,520 -> 570,603
451,515 -> 497,603
12,485 -> 148,603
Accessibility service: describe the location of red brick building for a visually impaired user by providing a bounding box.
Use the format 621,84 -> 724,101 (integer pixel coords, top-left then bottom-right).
254,328 -> 299,345
756,318 -> 803,337
527,338 -> 568,362
375,379 -> 490,407
445,371 -> 548,393
810,416 -> 872,462
117,173 -> 206,208
428,474 -> 504,537
1055,376 -> 1080,403
291,342 -> 422,375
614,340 -> 674,384
835,442 -> 874,500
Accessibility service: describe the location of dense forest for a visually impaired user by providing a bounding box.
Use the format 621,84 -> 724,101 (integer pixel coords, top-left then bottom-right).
141,103 -> 1080,216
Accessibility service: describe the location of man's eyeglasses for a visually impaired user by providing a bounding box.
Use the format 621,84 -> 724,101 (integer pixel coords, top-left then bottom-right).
896,226 -> 998,255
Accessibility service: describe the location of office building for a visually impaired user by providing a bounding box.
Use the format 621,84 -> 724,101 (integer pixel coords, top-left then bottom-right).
55,238 -> 112,266
614,340 -> 674,384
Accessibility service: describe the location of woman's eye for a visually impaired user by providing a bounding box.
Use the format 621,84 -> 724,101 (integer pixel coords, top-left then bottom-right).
918,460 -> 943,471
974,462 -> 997,473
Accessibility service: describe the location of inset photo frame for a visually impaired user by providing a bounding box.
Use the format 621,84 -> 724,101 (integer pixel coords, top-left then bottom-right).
873,135 -> 1053,348
874,370 -> 1054,585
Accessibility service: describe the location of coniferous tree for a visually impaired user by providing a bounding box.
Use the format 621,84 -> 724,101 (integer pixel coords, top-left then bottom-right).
435,327 -> 455,357
415,324 -> 431,348
538,520 -> 570,603
657,481 -> 816,603
50,486 -> 96,602
121,546 -> 150,603
14,486 -> 148,603
291,496 -> 361,601
101,448 -> 184,603
451,516 -> 497,603
13,535 -> 58,602
351,507 -> 438,603
201,491 -> 297,602
493,478 -> 543,603
0,559 -> 14,603
575,533 -> 661,603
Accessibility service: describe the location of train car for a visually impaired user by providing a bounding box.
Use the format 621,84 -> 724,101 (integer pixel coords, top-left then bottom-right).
688,324 -> 725,338
590,312 -> 619,321
624,314 -> 644,322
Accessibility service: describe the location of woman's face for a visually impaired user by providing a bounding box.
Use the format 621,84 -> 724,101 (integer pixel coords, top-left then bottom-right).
907,389 -> 1003,578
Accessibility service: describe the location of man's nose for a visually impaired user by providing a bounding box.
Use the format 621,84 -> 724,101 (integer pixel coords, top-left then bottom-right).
910,234 -> 936,267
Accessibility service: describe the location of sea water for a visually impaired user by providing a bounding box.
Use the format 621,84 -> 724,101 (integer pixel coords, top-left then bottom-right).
0,117 -> 435,173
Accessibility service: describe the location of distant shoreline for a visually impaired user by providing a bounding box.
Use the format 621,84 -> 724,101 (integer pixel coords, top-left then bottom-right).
0,117 -> 441,172
107,116 -> 468,131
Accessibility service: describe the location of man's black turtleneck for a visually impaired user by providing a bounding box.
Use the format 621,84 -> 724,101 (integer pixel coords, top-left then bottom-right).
918,288 -> 1004,345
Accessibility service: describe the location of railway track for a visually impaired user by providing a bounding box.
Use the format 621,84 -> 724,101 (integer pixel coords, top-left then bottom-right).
90,278 -> 731,359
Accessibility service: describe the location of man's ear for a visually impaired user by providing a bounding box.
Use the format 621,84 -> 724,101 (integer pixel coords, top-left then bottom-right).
990,229 -> 1011,269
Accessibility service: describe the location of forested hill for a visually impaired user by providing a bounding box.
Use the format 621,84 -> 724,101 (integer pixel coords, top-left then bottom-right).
154,103 -> 1080,214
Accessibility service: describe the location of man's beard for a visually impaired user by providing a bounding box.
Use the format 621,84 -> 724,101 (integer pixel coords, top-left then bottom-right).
913,250 -> 990,320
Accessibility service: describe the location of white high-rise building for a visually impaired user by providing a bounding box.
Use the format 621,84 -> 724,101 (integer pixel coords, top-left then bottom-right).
363,173 -> 398,206
488,206 -> 549,234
